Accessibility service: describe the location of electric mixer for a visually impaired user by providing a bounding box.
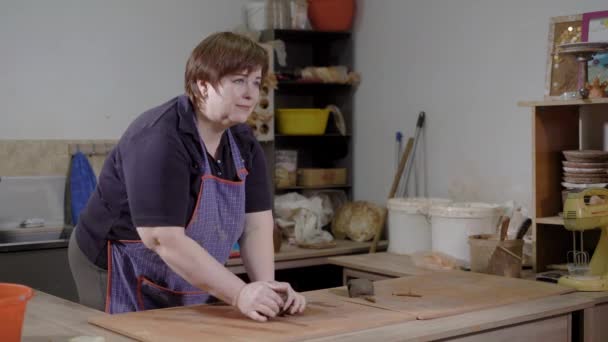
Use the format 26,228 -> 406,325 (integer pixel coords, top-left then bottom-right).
559,188 -> 608,291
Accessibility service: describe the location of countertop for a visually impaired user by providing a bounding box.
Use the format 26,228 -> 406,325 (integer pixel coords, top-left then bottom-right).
23,288 -> 608,341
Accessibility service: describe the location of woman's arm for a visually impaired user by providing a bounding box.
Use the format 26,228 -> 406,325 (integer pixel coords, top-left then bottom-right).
136,226 -> 246,306
137,226 -> 286,321
239,210 -> 306,314
239,210 -> 275,282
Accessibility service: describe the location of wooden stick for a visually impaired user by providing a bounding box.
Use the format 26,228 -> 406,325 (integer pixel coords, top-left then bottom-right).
499,217 -> 510,241
363,296 -> 376,303
392,291 -> 422,298
497,246 -> 522,260
369,137 -> 414,253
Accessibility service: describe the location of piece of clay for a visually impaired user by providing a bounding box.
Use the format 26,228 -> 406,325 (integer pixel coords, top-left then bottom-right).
347,278 -> 374,298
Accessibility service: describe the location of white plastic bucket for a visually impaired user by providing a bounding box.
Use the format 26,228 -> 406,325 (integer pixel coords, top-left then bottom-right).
429,202 -> 503,265
245,2 -> 267,31
386,198 -> 451,254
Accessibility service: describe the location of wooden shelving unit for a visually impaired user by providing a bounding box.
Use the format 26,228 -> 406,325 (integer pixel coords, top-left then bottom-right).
519,99 -> 608,271
277,184 -> 352,191
260,29 -> 355,201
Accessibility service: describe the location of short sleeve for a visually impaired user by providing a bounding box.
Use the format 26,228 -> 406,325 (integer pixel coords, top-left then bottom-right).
121,132 -> 190,227
245,140 -> 272,213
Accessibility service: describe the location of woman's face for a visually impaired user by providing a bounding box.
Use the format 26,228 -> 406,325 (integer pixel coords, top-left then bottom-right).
197,67 -> 262,126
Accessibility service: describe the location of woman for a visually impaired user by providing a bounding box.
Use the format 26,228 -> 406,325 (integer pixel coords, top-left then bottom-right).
68,32 -> 306,322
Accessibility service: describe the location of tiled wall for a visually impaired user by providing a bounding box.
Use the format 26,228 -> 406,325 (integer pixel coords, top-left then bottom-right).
0,140 -> 117,177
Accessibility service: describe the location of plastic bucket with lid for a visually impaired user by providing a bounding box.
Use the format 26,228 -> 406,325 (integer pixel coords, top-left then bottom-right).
386,197 -> 451,254
429,202 -> 503,265
0,283 -> 34,342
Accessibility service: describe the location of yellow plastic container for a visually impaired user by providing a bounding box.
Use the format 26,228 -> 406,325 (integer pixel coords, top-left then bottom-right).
276,108 -> 330,135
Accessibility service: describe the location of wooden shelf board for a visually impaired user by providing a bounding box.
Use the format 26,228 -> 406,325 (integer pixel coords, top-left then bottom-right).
263,29 -> 351,41
277,80 -> 353,87
536,216 -> 564,225
277,184 -> 352,190
518,98 -> 608,107
275,134 -> 351,138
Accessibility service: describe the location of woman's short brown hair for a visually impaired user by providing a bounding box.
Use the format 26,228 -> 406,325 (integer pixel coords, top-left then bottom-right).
185,32 -> 269,110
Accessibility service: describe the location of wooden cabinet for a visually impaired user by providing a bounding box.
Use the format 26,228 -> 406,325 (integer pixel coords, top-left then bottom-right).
259,29 -> 355,201
519,98 -> 608,271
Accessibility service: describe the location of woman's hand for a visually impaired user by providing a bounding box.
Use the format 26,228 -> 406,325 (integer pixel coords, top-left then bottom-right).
234,281 -> 285,322
268,281 -> 306,315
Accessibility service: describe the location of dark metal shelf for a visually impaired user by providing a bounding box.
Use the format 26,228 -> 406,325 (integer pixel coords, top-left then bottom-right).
276,81 -> 353,93
262,29 -> 351,42
275,134 -> 351,138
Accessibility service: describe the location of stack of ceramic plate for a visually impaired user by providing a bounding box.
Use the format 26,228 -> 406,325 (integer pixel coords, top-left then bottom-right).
562,150 -> 608,188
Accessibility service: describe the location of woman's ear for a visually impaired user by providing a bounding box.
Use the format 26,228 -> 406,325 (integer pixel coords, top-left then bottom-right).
196,80 -> 208,99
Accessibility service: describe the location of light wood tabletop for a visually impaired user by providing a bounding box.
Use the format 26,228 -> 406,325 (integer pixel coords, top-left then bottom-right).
327,252 -> 432,277
227,239 -> 388,273
23,287 -> 608,342
22,291 -> 133,341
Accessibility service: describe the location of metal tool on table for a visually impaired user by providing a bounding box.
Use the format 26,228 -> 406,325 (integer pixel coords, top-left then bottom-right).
347,278 -> 376,303
558,188 -> 608,291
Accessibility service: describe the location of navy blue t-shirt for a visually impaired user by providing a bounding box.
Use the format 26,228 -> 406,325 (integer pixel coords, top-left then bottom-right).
76,95 -> 272,269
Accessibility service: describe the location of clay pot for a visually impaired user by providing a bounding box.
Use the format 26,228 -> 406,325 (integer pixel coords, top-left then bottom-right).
307,0 -> 355,31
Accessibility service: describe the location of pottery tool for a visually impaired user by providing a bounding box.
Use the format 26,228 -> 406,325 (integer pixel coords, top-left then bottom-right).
392,290 -> 422,298
399,111 -> 425,197
347,278 -> 374,298
395,131 -> 403,173
515,218 -> 532,240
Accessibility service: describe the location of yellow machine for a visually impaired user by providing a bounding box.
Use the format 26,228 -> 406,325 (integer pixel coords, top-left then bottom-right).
559,188 -> 608,291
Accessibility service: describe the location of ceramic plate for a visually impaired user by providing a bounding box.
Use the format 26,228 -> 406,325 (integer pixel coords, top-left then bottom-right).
564,172 -> 608,177
562,182 -> 608,189
563,150 -> 608,162
564,176 -> 608,184
563,161 -> 608,168
563,167 -> 607,174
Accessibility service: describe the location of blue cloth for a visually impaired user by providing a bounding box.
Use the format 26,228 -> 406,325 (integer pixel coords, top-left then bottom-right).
70,152 -> 97,224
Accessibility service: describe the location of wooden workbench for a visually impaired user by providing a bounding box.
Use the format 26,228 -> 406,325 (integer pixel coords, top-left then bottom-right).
327,252 -> 608,341
226,239 -> 388,274
22,289 -> 608,341
327,251 -> 431,284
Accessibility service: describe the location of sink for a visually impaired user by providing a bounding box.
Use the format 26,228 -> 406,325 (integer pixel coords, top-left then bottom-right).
0,226 -> 73,244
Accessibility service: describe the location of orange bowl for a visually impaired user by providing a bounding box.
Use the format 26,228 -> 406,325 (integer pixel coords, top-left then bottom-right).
0,283 -> 34,342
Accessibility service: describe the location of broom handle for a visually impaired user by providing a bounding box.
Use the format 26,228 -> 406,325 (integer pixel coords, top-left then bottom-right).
369,138 -> 414,253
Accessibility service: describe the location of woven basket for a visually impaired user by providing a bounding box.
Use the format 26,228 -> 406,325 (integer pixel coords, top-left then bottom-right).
468,234 -> 523,273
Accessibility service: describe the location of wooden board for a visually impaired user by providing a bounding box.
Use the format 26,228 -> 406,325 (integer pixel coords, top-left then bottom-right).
226,239 -> 388,274
88,290 -> 414,342
328,252 -> 432,277
330,271 -> 575,320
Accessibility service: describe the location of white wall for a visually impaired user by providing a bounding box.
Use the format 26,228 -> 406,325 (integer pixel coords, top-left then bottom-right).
353,0 -> 608,209
0,0 -> 248,139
